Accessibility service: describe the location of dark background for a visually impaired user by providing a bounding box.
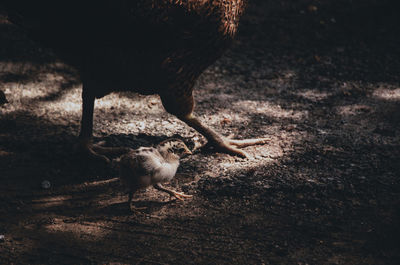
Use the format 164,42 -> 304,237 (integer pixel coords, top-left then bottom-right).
1,0 -> 399,264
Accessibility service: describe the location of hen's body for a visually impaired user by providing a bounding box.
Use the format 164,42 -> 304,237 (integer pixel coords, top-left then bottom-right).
5,0 -> 269,159
6,1 -> 245,96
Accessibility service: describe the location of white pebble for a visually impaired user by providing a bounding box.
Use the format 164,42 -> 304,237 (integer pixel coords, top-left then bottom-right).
41,180 -> 51,189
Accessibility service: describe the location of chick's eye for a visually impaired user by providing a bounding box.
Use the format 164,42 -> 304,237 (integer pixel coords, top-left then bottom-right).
172,146 -> 180,152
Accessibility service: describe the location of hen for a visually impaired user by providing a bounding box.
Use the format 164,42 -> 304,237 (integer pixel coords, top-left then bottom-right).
4,0 -> 269,161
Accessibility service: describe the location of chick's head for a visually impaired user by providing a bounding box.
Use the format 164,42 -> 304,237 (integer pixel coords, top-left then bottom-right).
157,138 -> 192,158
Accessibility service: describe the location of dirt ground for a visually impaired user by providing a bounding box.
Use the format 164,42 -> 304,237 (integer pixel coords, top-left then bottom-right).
1,0 -> 399,264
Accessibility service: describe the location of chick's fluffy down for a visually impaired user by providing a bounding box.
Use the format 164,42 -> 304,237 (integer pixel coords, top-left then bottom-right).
117,147 -> 179,190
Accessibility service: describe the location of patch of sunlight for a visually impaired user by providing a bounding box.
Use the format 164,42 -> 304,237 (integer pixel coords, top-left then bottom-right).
214,93 -> 236,101
373,87 -> 400,101
96,93 -> 164,114
31,195 -> 73,209
2,82 -> 51,101
34,87 -> 82,115
45,220 -> 111,239
233,100 -> 307,120
200,110 -> 250,126
296,89 -> 331,102
336,104 -> 372,116
198,129 -> 300,179
20,85 -> 49,99
45,100 -> 82,114
5,73 -> 76,101
126,121 -> 146,131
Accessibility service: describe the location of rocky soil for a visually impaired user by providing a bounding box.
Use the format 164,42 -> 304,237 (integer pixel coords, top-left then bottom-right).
1,0 -> 399,264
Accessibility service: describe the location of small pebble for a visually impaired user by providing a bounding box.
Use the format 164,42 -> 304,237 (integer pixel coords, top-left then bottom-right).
41,180 -> 51,189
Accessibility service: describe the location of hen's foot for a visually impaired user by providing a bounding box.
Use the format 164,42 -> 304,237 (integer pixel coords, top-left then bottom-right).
78,139 -> 130,164
207,137 -> 271,158
227,137 -> 271,148
92,143 -> 131,157
180,114 -> 270,158
169,191 -> 193,201
153,184 -> 192,201
78,139 -> 110,164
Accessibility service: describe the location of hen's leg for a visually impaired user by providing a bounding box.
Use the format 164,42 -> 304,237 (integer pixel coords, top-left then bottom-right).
160,93 -> 270,158
78,89 -> 109,163
78,86 -> 128,164
153,183 -> 192,201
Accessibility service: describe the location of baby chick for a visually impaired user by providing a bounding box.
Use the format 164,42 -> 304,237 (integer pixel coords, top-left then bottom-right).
114,138 -> 192,211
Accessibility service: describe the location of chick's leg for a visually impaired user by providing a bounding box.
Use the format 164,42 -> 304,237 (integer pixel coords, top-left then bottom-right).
161,93 -> 270,158
128,191 -> 133,206
127,190 -> 146,211
153,184 -> 192,201
78,86 -> 129,164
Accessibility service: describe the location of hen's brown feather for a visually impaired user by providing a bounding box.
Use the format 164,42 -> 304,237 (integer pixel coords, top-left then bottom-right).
5,0 -> 247,102
5,1 -> 265,159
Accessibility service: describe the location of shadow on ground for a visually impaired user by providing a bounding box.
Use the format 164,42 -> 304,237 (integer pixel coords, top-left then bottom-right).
1,0 -> 399,264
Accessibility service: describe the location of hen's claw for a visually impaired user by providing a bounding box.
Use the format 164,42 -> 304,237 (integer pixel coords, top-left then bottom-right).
78,139 -> 131,164
227,138 -> 271,148
170,191 -> 193,201
206,141 -> 249,158
78,140 -> 110,164
92,144 -> 131,157
206,138 -> 271,158
154,183 -> 192,201
180,114 -> 270,158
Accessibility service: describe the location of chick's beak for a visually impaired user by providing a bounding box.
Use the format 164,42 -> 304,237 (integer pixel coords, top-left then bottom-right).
182,148 -> 192,157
